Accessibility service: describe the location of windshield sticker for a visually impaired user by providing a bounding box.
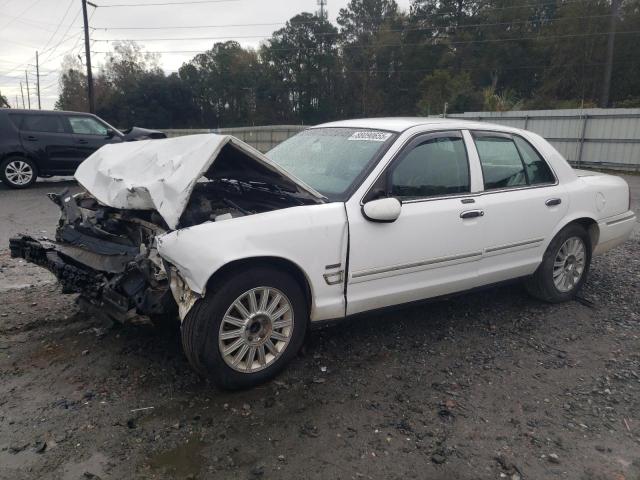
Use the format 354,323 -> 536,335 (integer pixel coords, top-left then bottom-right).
348,131 -> 392,142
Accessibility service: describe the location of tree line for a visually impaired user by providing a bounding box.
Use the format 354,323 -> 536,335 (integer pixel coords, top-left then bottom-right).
55,0 -> 640,129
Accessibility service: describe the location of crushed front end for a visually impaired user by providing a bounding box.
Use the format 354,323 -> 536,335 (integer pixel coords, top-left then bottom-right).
10,190 -> 174,324
9,134 -> 325,325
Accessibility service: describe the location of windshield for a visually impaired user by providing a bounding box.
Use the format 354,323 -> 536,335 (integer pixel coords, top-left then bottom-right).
266,127 -> 396,201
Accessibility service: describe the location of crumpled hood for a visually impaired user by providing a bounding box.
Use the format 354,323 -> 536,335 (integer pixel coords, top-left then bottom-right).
75,133 -> 324,229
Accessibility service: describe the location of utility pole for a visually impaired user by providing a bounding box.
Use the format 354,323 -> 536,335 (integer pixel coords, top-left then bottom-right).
600,0 -> 620,108
15,95 -> 19,109
25,71 -> 31,109
82,0 -> 97,113
20,83 -> 25,108
36,51 -> 41,110
317,0 -> 327,19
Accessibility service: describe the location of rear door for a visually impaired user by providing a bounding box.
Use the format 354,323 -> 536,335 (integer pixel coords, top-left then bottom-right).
17,113 -> 77,173
66,114 -> 122,160
469,131 -> 568,284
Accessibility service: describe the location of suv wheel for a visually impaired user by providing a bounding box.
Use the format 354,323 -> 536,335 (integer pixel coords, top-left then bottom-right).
1,156 -> 37,188
181,266 -> 308,390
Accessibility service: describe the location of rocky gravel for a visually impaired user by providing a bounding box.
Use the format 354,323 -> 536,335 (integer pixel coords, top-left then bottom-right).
0,176 -> 639,479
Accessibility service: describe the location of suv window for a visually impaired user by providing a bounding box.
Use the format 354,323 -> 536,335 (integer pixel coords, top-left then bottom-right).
513,136 -> 555,184
390,135 -> 470,199
20,114 -> 66,134
68,116 -> 108,136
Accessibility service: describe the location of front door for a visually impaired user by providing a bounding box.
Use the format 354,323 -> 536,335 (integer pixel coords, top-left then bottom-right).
345,131 -> 485,316
66,114 -> 122,161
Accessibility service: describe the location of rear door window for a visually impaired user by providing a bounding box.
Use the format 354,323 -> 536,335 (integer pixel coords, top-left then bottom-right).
20,114 -> 66,134
8,113 -> 26,129
473,132 -> 556,190
473,135 -> 527,190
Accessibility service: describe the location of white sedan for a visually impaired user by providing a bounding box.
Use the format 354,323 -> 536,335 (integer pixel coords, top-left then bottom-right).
10,117 -> 636,389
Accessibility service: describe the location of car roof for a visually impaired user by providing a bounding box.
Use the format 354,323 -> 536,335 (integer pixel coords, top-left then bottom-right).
314,116 -> 518,134
1,108 -> 93,116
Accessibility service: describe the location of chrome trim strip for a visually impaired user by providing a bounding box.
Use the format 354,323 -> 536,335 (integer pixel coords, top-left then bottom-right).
485,237 -> 545,253
351,250 -> 483,279
605,213 -> 636,226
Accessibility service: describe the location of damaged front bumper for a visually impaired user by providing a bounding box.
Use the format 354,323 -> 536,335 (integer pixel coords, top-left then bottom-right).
10,234 -> 174,324
9,189 -> 177,324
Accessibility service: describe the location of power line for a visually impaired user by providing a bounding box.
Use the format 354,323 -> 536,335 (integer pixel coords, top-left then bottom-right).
0,22 -> 83,76
90,12 -> 616,34
91,13 -> 619,43
0,0 -> 44,31
95,0 -> 240,6
91,21 -> 292,30
91,29 -> 640,54
39,0 -> 76,55
39,8 -> 85,66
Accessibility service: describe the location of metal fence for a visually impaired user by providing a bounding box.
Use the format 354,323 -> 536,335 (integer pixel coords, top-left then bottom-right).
163,125 -> 306,153
164,109 -> 640,171
448,108 -> 640,171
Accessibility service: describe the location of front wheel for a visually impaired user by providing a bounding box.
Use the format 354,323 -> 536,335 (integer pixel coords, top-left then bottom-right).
181,266 -> 308,389
525,224 -> 592,303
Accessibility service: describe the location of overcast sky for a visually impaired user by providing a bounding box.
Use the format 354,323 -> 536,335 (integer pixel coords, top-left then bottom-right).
0,0 -> 413,110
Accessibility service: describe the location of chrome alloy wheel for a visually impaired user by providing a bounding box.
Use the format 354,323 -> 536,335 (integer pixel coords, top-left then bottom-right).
553,236 -> 586,293
4,160 -> 34,186
218,287 -> 294,373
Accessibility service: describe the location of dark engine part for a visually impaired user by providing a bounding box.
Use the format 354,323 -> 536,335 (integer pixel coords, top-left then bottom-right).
10,235 -> 174,324
10,235 -> 102,295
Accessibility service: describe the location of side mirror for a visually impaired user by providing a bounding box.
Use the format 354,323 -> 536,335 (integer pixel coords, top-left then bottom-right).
105,128 -> 115,138
362,197 -> 402,223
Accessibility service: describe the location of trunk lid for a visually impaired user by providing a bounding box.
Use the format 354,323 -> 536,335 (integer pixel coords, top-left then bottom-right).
75,134 -> 325,230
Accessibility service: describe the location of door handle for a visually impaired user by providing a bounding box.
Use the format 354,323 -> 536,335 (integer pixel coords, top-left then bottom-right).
545,198 -> 562,207
460,209 -> 484,219
25,135 -> 37,141
76,139 -> 89,144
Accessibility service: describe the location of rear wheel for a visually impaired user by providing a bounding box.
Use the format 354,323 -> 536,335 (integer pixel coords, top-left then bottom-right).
181,266 -> 308,389
1,156 -> 37,189
525,224 -> 591,302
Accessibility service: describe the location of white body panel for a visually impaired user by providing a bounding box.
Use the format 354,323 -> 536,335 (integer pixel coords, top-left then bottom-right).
140,118 -> 634,322
157,203 -> 349,321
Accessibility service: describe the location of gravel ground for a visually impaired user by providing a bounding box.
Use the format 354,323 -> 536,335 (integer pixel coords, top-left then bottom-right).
0,175 -> 638,480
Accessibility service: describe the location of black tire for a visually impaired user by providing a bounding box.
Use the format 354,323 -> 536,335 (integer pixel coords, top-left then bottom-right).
525,223 -> 592,303
181,266 -> 308,390
0,156 -> 38,189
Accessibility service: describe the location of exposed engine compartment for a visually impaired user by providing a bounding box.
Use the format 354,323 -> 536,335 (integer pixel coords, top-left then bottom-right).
10,162 -> 318,324
10,133 -> 323,324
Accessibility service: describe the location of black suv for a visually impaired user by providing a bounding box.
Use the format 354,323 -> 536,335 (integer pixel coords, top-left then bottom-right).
0,109 -> 166,189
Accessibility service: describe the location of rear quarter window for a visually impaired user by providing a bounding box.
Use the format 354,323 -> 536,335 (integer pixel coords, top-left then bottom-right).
19,114 -> 66,133
513,136 -> 555,184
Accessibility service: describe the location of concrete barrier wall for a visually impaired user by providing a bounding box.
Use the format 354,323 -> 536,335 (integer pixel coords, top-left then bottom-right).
163,125 -> 307,153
